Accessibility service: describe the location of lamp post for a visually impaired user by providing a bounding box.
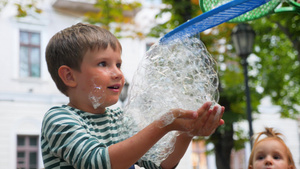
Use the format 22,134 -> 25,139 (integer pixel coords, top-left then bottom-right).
231,23 -> 255,148
119,80 -> 129,107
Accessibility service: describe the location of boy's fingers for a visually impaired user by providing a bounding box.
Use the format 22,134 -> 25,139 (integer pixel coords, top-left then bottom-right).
218,106 -> 225,125
196,102 -> 212,120
197,102 -> 212,114
171,109 -> 198,119
212,105 -> 225,120
202,106 -> 221,128
209,106 -> 225,126
219,119 -> 225,125
189,104 -> 225,136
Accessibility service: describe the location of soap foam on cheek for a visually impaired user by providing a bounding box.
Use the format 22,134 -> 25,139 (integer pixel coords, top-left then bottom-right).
88,78 -> 106,109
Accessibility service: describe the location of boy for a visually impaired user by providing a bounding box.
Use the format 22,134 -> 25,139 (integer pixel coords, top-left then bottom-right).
41,23 -> 225,169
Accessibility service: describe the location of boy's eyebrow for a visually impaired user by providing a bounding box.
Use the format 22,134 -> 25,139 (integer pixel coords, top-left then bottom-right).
93,55 -> 122,63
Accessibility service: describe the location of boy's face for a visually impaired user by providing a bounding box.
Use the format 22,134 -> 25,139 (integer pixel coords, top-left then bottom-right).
249,139 -> 292,169
74,46 -> 124,112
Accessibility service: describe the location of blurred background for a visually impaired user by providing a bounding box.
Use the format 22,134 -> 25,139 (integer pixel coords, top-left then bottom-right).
0,0 -> 299,168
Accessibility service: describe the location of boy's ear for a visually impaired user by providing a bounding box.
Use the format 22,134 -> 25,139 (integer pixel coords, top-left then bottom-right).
58,65 -> 77,88
248,165 -> 253,169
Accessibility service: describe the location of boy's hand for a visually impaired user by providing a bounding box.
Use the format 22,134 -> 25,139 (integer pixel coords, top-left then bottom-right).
159,109 -> 198,133
189,102 -> 225,136
158,102 -> 224,136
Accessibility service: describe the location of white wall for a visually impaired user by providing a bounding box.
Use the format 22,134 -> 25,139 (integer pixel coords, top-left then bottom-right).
0,101 -> 62,168
0,2 -> 72,168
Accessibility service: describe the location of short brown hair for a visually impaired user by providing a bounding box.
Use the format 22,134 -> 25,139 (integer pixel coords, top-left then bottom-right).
46,23 -> 122,96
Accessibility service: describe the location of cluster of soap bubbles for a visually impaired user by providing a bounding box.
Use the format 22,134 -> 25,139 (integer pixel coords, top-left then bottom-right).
120,37 -> 219,166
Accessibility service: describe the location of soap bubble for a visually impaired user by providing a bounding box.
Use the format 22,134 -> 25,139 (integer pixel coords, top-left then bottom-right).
89,85 -> 105,109
120,36 -> 219,166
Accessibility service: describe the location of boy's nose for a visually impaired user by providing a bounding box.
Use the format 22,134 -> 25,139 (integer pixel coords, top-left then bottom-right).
110,67 -> 123,79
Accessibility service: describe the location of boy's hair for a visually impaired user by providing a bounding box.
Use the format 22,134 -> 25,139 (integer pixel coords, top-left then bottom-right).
46,23 -> 122,96
248,127 -> 295,168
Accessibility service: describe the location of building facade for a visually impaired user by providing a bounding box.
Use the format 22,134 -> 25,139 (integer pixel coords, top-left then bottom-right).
0,0 -> 298,168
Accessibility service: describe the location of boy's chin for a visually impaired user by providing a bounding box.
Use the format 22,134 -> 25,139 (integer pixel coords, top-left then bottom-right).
106,98 -> 120,106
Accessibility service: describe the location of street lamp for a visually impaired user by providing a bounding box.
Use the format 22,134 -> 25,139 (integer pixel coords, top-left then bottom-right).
119,80 -> 129,107
231,23 -> 255,148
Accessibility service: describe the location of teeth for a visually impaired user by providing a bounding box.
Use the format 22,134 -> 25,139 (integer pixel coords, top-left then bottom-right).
108,86 -> 119,89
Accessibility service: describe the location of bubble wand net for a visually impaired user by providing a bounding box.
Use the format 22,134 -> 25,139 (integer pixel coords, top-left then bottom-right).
159,0 -> 271,44
201,0 -> 300,23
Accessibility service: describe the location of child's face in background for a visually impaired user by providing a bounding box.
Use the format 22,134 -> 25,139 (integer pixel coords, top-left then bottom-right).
75,46 -> 124,112
249,139 -> 292,169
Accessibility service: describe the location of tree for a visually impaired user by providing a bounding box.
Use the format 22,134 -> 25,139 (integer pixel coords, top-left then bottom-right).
8,0 -> 142,38
0,0 -> 7,13
84,0 -> 142,38
250,12 -> 300,118
11,0 -> 42,17
148,0 -> 300,168
148,0 -> 201,37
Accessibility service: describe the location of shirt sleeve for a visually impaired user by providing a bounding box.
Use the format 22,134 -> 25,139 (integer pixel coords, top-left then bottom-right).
41,108 -> 111,169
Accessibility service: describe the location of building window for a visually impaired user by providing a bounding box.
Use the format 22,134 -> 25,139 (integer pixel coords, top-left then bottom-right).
19,31 -> 41,78
17,135 -> 39,169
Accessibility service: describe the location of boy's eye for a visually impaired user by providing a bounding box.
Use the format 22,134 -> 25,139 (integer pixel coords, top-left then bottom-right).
117,63 -> 122,68
98,62 -> 106,67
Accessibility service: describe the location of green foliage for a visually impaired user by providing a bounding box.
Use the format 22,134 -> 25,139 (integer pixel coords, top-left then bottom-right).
84,0 -> 142,38
0,0 -> 7,13
233,127 -> 249,150
10,0 -> 143,39
148,0 -> 200,37
14,0 -> 42,17
250,12 -> 300,118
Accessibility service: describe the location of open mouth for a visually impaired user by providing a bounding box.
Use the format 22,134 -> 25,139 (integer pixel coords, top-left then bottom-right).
108,85 -> 120,89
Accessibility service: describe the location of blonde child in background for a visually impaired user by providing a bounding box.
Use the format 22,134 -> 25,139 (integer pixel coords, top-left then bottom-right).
41,23 -> 225,169
248,127 -> 296,169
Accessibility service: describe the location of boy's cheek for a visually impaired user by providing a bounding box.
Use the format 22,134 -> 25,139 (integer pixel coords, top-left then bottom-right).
88,85 -> 106,109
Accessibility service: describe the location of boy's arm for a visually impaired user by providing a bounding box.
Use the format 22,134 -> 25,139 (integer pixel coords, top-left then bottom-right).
160,133 -> 193,169
42,107 -> 198,169
108,109 -> 199,169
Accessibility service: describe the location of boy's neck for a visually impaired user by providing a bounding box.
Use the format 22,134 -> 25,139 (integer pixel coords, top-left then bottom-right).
67,102 -> 106,114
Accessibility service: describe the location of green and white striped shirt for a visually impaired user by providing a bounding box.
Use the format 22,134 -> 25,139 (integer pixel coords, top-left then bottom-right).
41,105 -> 160,169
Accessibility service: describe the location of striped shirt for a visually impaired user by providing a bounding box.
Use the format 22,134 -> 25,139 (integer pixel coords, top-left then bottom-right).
41,105 -> 161,169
